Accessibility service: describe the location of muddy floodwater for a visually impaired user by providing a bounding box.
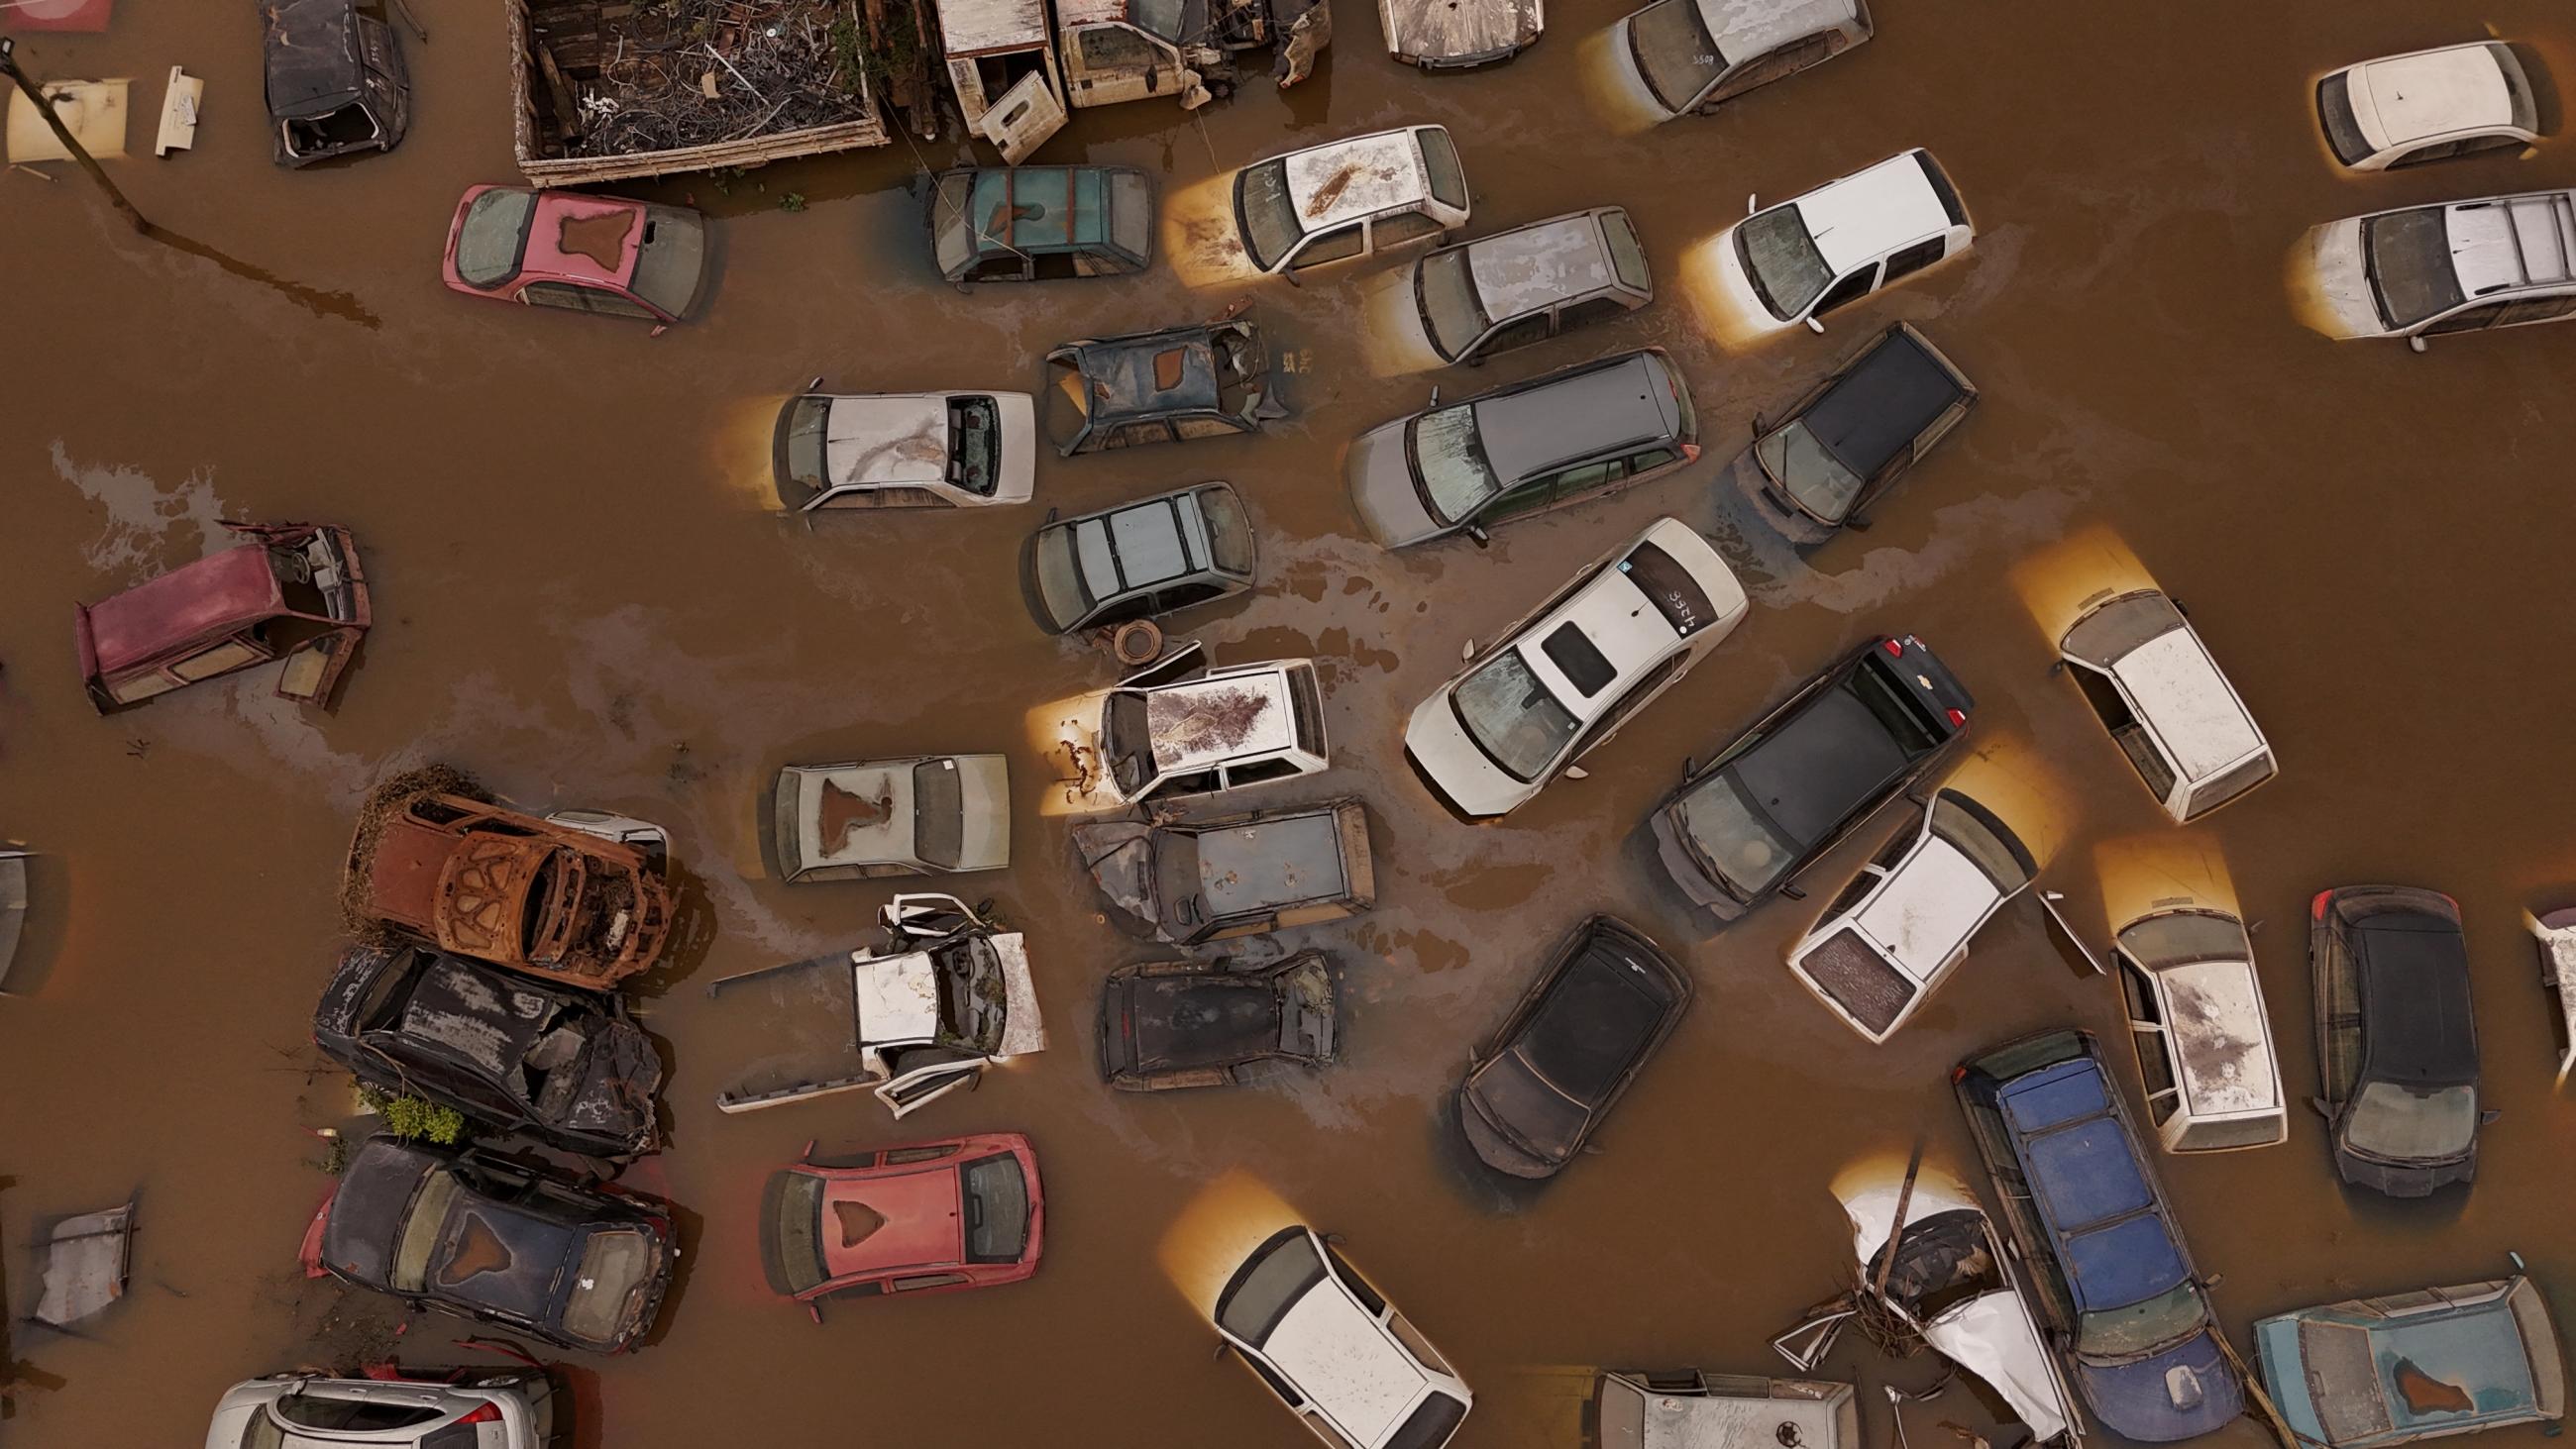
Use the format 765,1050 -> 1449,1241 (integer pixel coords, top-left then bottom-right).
9,2 -> 2576,1446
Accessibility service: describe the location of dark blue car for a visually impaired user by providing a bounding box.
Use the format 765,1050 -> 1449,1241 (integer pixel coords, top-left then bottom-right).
1954,1029 -> 2245,1442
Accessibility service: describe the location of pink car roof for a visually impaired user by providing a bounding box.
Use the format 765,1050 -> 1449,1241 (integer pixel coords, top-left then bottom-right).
84,544 -> 281,675
818,1166 -> 964,1280
519,192 -> 644,288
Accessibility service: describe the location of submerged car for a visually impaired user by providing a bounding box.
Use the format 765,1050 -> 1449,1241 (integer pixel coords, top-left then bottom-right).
769,390 -> 1037,512
1592,1372 -> 1858,1449
0,847 -> 28,993
1717,150 -> 1972,336
929,165 -> 1153,282
1457,916 -> 1690,1179
2310,885 -> 2488,1196
1406,207 -> 1654,367
262,0 -> 409,167
301,1136 -> 675,1354
708,893 -> 1046,1119
441,185 -> 709,329
1378,0 -> 1540,70
771,754 -> 1011,881
2254,1271 -> 2564,1449
1786,788 -> 2034,1043
204,1367 -> 560,1449
1047,644 -> 1329,813
1954,1030 -> 2244,1442
1405,517 -> 1748,818
1215,1225 -> 1473,1449
1736,322 -> 1978,544
1652,635 -> 1972,922
2305,189 -> 2576,347
1098,953 -> 1337,1090
75,520 -> 370,713
1074,797 -> 1373,946
1233,126 -> 1471,277
763,1132 -> 1041,1315
2059,589 -> 2275,823
2530,907 -> 2576,1087
2317,43 -> 2539,173
1022,481 -> 1256,634
346,776 -> 674,992
1614,0 -> 1871,123
2111,904 -> 2289,1153
314,943 -> 665,1159
1347,349 -> 1698,549
1043,318 -> 1282,456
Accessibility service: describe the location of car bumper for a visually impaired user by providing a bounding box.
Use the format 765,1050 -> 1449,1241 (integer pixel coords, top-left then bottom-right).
2076,1331 -> 2244,1443
2334,1143 -> 2473,1197
1456,1087 -> 1565,1179
1648,803 -> 1748,918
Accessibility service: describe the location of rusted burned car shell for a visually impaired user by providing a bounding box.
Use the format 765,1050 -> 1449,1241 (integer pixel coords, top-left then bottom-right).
349,786 -> 672,991
1097,953 -> 1337,1089
263,0 -> 411,167
74,522 -> 371,714
1042,318 -> 1282,456
314,943 -> 664,1159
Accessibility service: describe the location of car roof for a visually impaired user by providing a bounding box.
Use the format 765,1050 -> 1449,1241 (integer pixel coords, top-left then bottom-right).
1065,327 -> 1227,421
1195,808 -> 1347,913
854,950 -> 944,1045
1280,128 -> 1434,235
1069,491 -> 1208,597
2146,959 -> 2281,1117
1694,0 -> 1863,61
958,166 -> 1133,257
1803,328 -> 1970,477
2439,192 -> 2576,299
821,395 -> 955,488
1997,1060 -> 2191,1309
84,542 -> 284,674
1509,550 -> 1696,727
1462,212 -> 1616,321
1729,658 -> 1924,845
1122,969 -> 1288,1068
2353,913 -> 2479,1084
789,761 -> 919,869
391,952 -> 568,1082
2106,626 -> 2266,781
2347,45 -> 2517,150
1263,1273 -> 1431,1442
1144,667 -> 1301,773
430,1192 -> 584,1322
2349,1287 -> 2541,1431
1857,832 -> 2006,979
1792,152 -> 1951,275
520,191 -> 645,286
1475,353 -> 1678,479
815,1163 -> 964,1278
1609,1373 -> 1851,1449
1510,935 -> 1680,1102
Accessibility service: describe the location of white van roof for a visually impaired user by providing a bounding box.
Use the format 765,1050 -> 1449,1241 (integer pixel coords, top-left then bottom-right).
1796,152 -> 1950,276
1856,834 -> 2004,980
2109,627 -> 2267,781
1265,1283 -> 1429,1443
1284,129 -> 1434,236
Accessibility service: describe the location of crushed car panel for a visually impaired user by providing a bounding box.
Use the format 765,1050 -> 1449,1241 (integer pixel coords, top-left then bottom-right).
34,1199 -> 135,1329
74,521 -> 371,713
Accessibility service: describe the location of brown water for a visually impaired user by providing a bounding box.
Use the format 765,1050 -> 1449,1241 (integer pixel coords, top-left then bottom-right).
8,3 -> 2576,1446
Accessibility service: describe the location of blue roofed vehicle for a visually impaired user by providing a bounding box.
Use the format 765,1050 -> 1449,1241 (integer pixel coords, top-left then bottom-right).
2254,1270 -> 2564,1449
1952,1029 -> 2245,1442
930,166 -> 1154,282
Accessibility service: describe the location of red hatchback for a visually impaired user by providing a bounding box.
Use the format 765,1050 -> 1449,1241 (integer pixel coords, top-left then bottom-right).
74,521 -> 370,712
764,1132 -> 1042,1318
440,184 -> 710,331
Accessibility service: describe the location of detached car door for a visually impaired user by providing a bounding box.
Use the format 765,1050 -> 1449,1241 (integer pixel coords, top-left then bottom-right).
874,1059 -> 985,1118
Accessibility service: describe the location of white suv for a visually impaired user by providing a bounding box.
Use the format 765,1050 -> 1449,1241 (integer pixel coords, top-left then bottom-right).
1716,149 -> 1973,335
1215,1225 -> 1472,1449
1050,643 -> 1329,813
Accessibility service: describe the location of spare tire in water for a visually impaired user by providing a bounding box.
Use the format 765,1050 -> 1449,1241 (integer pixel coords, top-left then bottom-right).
1112,619 -> 1163,667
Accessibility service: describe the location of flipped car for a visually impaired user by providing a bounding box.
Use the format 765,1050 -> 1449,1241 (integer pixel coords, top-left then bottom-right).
2058,589 -> 2276,823
1593,1372 -> 1858,1449
2310,885 -> 2489,1196
1215,1225 -> 1473,1449
771,755 -> 1011,881
1022,482 -> 1256,635
1651,635 -> 1972,922
1716,150 -> 1972,336
2110,904 -> 2289,1153
1953,1029 -> 2244,1442
1045,644 -> 1329,813
1735,321 -> 1977,545
203,1367 -> 559,1449
1043,318 -> 1282,456
2303,189 -> 2576,348
769,390 -> 1036,512
345,774 -> 674,992
707,893 -> 1045,1119
1456,916 -> 1690,1179
75,521 -> 370,713
1097,953 -> 1337,1090
2254,1269 -> 2564,1448
1233,126 -> 1470,278
441,186 -> 709,330
763,1132 -> 1041,1317
262,0 -> 409,167
1074,798 -> 1373,946
313,943 -> 664,1159
1612,0 -> 1871,123
300,1136 -> 675,1354
1403,208 -> 1653,367
2316,43 -> 2539,173
930,165 -> 1153,282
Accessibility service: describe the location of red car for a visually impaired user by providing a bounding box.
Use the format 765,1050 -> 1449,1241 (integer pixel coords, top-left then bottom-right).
74,521 -> 370,712
440,184 -> 710,331
763,1132 -> 1042,1319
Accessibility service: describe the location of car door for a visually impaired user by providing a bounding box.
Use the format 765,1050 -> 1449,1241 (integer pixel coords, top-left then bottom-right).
1809,262 -> 1881,321
1573,654 -> 1681,759
1285,223 -> 1366,275
977,70 -> 1068,165
2119,959 -> 2188,1140
874,1058 -> 983,1117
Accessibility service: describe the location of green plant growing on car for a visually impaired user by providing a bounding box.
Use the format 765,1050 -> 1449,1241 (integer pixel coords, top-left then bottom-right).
355,1083 -> 465,1145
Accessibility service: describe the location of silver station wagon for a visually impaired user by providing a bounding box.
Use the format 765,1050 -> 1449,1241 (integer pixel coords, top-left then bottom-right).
1407,207 -> 1654,366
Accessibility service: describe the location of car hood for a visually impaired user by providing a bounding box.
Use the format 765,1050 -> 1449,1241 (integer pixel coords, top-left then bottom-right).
2076,1329 -> 2244,1443
554,1016 -> 664,1153
2304,218 -> 2389,339
1927,1292 -> 2076,1443
1346,422 -> 1446,547
1404,683 -> 1537,819
1046,688 -> 1123,813
951,754 -> 1012,871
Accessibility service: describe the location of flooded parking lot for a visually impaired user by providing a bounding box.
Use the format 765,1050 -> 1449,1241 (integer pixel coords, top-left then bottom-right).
6,1 -> 2576,1445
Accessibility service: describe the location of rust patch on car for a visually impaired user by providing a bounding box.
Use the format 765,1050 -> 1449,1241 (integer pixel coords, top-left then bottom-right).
1152,348 -> 1187,392
439,1211 -> 516,1286
2393,1359 -> 2473,1415
819,778 -> 896,849
832,1199 -> 887,1248
557,210 -> 636,269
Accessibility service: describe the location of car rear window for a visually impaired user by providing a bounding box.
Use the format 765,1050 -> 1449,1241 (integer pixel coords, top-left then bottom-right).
1388,1393 -> 1469,1449
274,1397 -> 442,1432
775,1171 -> 828,1294
1619,540 -> 1720,637
912,759 -> 964,870
1417,128 -> 1467,211
2316,73 -> 2374,166
1539,623 -> 1617,698
1600,210 -> 1651,294
1218,1230 -> 1328,1347
962,1152 -> 1031,1263
1197,485 -> 1255,576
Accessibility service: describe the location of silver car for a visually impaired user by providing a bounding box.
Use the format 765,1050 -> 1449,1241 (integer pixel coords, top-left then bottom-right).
204,1370 -> 558,1449
772,754 -> 1011,880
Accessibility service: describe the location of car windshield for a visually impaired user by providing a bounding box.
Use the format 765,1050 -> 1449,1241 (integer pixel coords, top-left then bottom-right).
1235,160 -> 1304,272
629,209 -> 706,318
1626,0 -> 1726,115
1409,403 -> 1502,524
1452,650 -> 1577,782
241,1411 -> 289,1449
2316,73 -> 2374,166
2363,208 -> 2465,330
1758,419 -> 1866,521
1198,486 -> 1254,576
1218,1230 -> 1329,1347
1104,691 -> 1158,796
559,1228 -> 654,1346
2345,1081 -> 2478,1161
455,189 -> 537,289
912,760 -> 964,870
1389,1393 -> 1470,1449
961,1152 -> 1032,1263
1129,0 -> 1185,42
1677,773 -> 1797,898
2075,1279 -> 2206,1360
1738,205 -> 1833,320
775,1171 -> 829,1294
779,396 -> 831,502
1416,248 -> 1490,361
1031,527 -> 1092,630
948,396 -> 1002,496
389,1168 -> 463,1294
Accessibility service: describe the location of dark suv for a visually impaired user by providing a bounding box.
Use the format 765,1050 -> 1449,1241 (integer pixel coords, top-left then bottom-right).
2309,885 -> 2487,1196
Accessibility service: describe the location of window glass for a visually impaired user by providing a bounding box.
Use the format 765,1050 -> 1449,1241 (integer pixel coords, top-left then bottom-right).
1196,485 -> 1255,575
1882,237 -> 1946,284
1416,128 -> 1467,211
1373,211 -> 1446,248
1551,461 -> 1616,496
107,669 -> 185,704
1324,1244 -> 1386,1315
275,1397 -> 442,1431
2362,208 -> 2465,330
1624,0 -> 1726,114
1478,477 -> 1556,522
173,639 -> 264,681
519,281 -> 589,312
2345,1082 -> 2477,1160
1599,209 -> 1651,293
1558,295 -> 1632,331
1410,404 -> 1502,524
1539,622 -> 1616,697
1078,24 -> 1160,68
1172,416 -> 1244,440
962,1152 -> 1032,1263
2119,961 -> 2161,1023
1109,422 -> 1173,448
1587,654 -> 1680,740
2496,294 -> 2576,326
1626,447 -> 1679,474
1478,313 -> 1551,358
581,288 -> 657,320
1158,580 -> 1227,609
389,1170 -> 463,1293
1234,160 -> 1302,271
912,759 -> 965,869
1676,774 -> 1796,896
2388,140 -> 2462,169
1415,248 -> 1490,362
1110,170 -> 1153,261
2315,73 -> 2374,166
454,189 -> 537,288
1217,1232 -> 1328,1345
1736,207 -> 1832,319
892,1272 -> 972,1292
2423,302 -> 2502,336
1452,650 -> 1576,781
1812,265 -> 1878,317
1290,223 -> 1365,270
1227,757 -> 1303,785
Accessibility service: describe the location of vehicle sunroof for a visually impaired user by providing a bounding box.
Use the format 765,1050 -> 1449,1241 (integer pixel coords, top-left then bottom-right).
1541,623 -> 1616,698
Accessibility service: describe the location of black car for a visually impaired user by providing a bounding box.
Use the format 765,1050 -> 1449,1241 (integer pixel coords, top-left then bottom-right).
314,944 -> 663,1160
262,0 -> 411,168
306,1136 -> 675,1353
1651,635 -> 1971,922
2309,885 -> 2488,1196
1455,917 -> 1691,1179
1022,481 -> 1257,635
1097,953 -> 1337,1091
1734,322 -> 1977,544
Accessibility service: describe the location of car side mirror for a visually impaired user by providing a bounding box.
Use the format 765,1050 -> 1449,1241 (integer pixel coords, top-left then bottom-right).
806,374 -> 825,390
2408,336 -> 2428,354
1464,523 -> 1489,550
1427,384 -> 1441,405
1746,192 -> 1759,216
1845,513 -> 1872,532
651,323 -> 669,339
2306,1095 -> 2333,1119
2480,1108 -> 2504,1125
1780,882 -> 1806,900
1805,317 -> 1826,336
